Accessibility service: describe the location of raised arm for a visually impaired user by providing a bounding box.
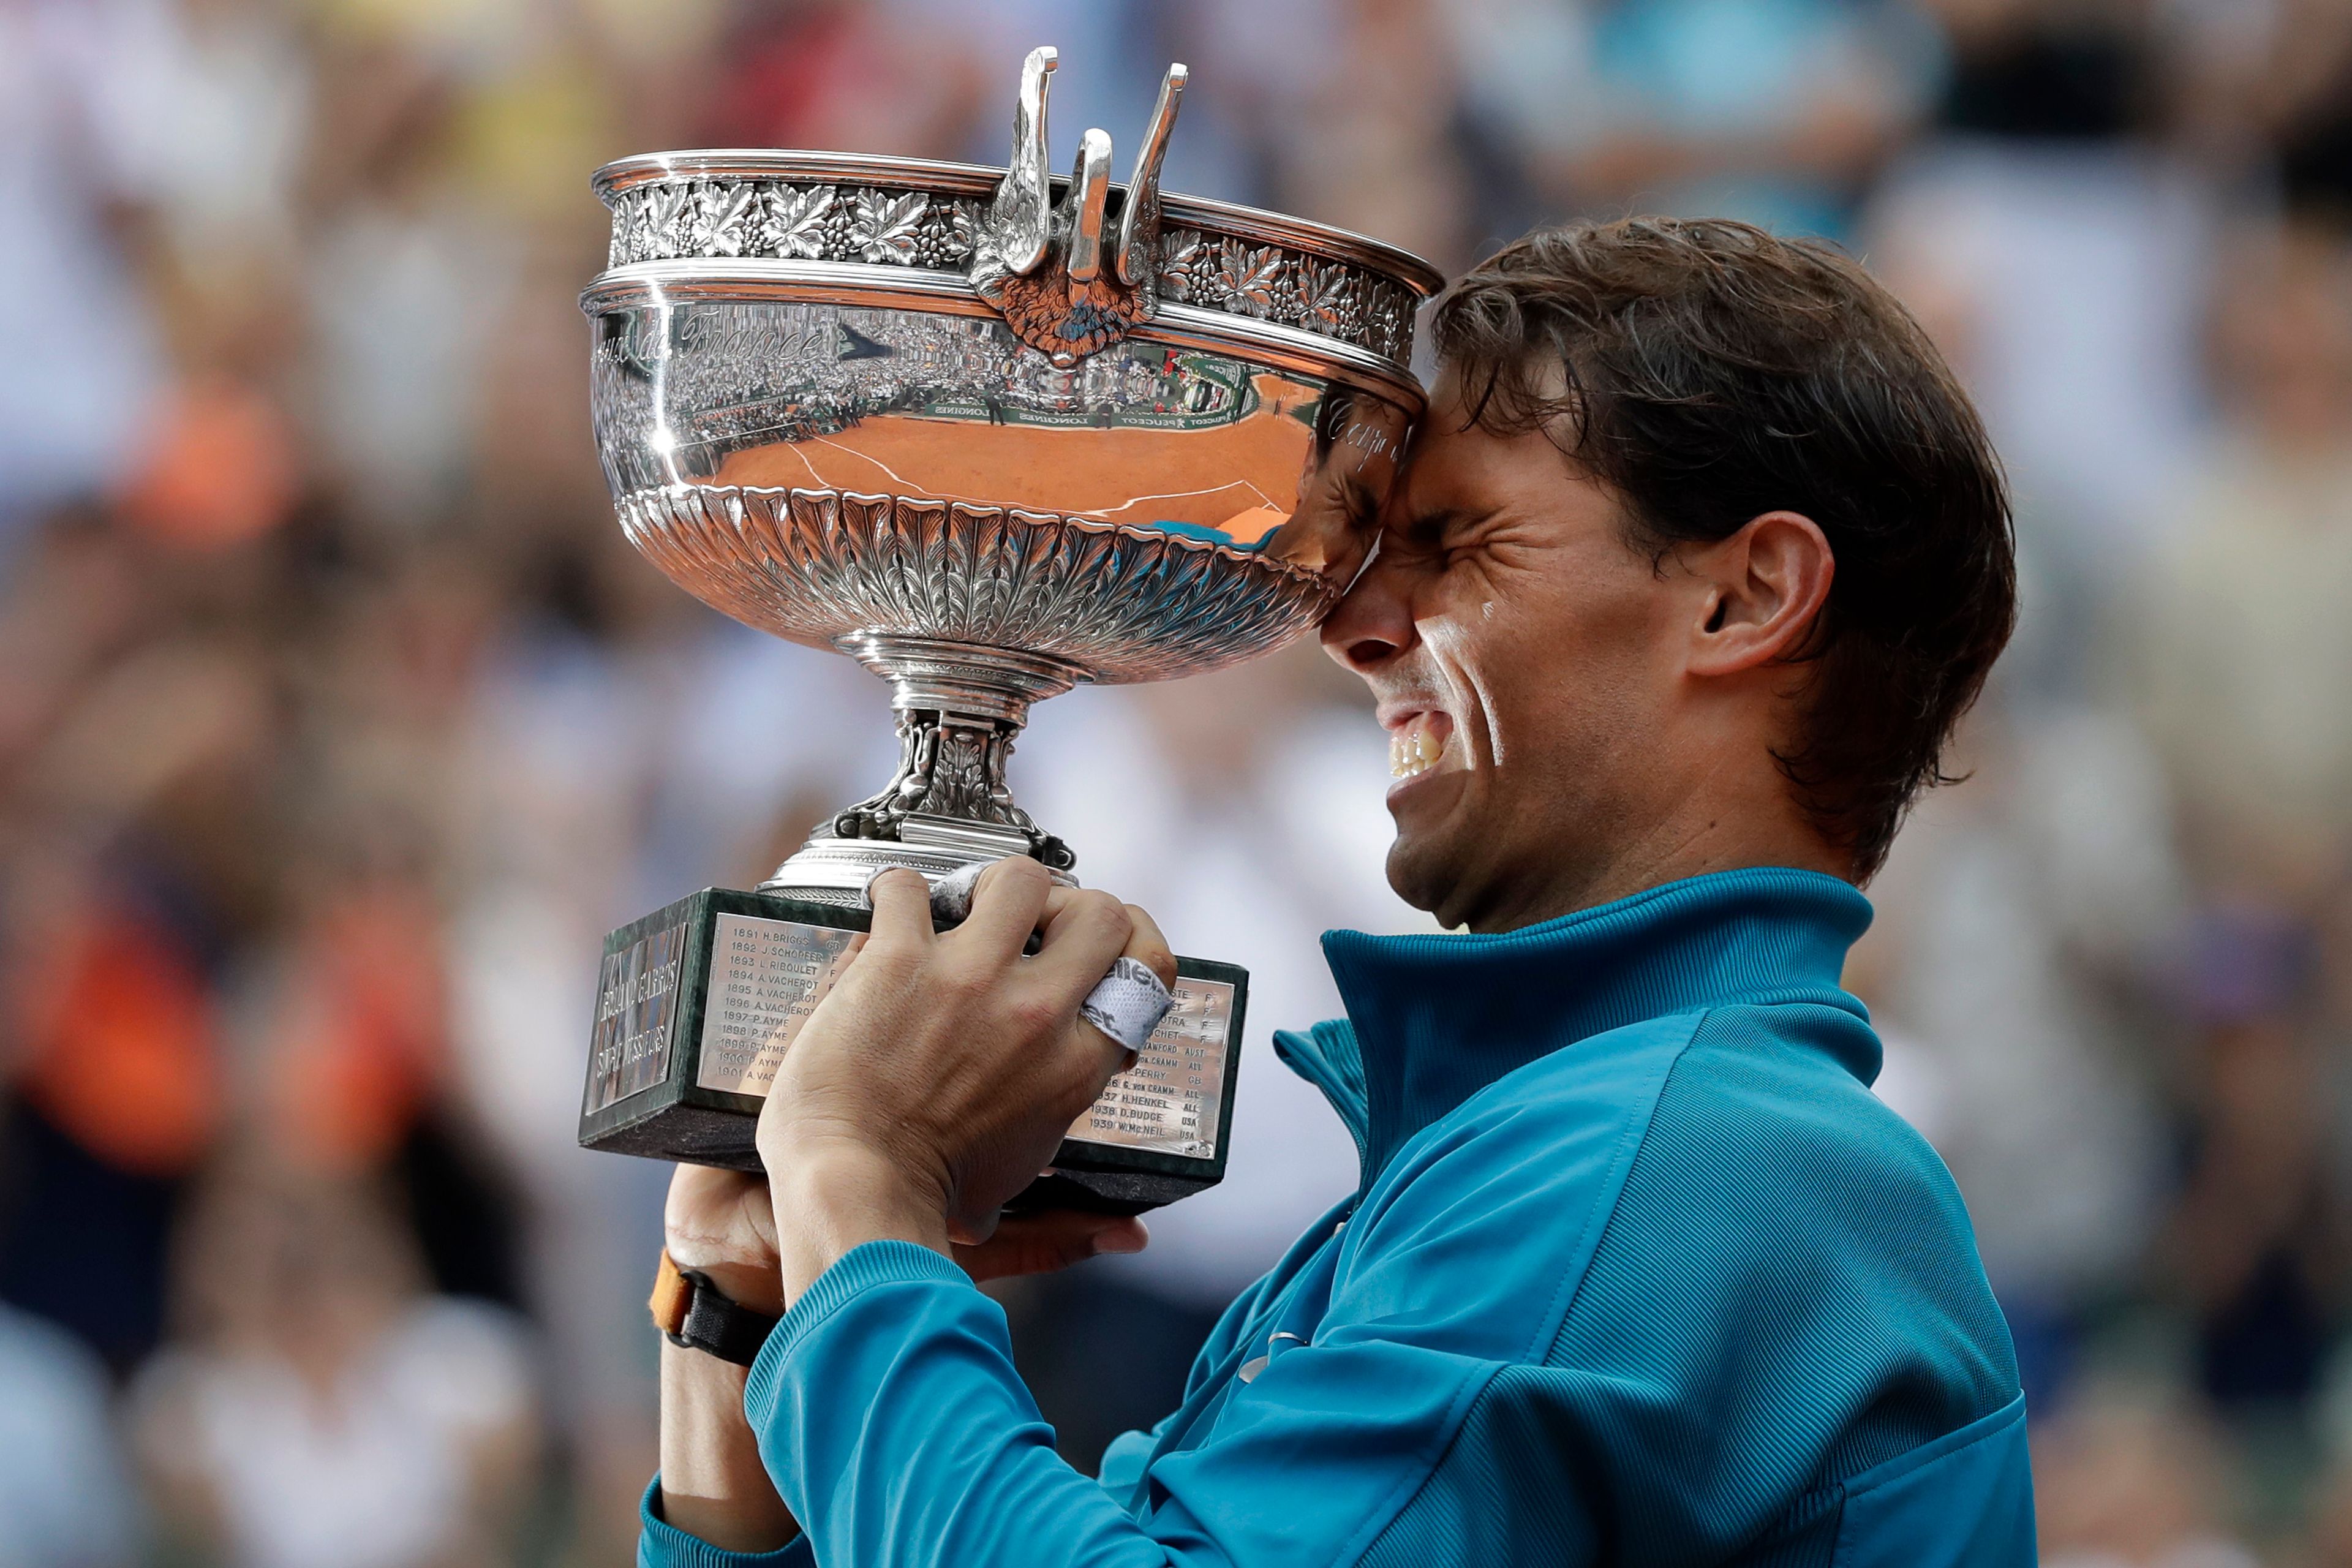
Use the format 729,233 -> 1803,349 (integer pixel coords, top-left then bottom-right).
650,1167 -> 801,1558
645,952 -> 1153,1568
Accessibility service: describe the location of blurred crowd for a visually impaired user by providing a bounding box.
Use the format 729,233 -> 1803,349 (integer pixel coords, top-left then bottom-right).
2,0 -> 2351,1563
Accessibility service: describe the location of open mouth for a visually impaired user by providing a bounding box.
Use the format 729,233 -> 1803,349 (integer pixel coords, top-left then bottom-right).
1386,708 -> 1454,783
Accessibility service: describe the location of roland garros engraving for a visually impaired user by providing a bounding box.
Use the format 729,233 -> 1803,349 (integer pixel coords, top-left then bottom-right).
585,919 -> 690,1114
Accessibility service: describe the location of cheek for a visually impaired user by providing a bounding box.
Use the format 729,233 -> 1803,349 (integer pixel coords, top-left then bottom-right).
1427,560 -> 1668,771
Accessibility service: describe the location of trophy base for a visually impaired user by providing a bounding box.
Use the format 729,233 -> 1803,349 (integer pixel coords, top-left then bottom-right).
578,888 -> 1246,1215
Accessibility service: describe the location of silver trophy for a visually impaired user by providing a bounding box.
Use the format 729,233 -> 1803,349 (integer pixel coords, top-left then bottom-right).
578,48 -> 1441,1210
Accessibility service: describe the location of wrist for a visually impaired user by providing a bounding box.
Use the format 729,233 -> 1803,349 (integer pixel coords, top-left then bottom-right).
765,1136 -> 954,1305
666,1256 -> 785,1321
657,1341 -> 798,1553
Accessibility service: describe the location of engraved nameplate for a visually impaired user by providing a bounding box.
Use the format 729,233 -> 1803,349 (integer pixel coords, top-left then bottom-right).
692,911 -> 1234,1161
697,913 -> 862,1095
1072,975 -> 1234,1159
584,918 -> 690,1115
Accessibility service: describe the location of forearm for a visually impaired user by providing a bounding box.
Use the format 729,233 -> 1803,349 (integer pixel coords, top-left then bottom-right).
658,1341 -> 799,1553
753,1242 -> 1172,1568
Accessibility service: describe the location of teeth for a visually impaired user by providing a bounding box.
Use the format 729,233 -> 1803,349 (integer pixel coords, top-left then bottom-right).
1389,720 -> 1443,779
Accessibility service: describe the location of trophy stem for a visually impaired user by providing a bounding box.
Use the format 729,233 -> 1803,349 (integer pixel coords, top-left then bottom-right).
758,635 -> 1089,904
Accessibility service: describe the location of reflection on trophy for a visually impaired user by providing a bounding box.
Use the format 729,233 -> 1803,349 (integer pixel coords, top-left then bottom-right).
576,48 -> 1442,1211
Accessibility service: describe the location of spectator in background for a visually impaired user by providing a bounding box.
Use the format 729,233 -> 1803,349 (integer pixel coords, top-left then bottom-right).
0,1302 -> 142,1568
2034,1379 -> 2259,1568
696,0 -> 981,164
1855,690 -> 2179,1409
0,507 -> 278,1368
2173,0 -> 2352,222
298,37 -> 497,529
2120,216 -> 2352,1434
0,856 -> 225,1371
1180,0 -> 1474,265
129,1158 -> 538,1568
1865,0 -> 2214,552
1520,0 -> 1935,244
440,530 -> 897,1551
2162,907 -> 2348,1415
0,0 -> 167,560
2125,222 -> 2352,899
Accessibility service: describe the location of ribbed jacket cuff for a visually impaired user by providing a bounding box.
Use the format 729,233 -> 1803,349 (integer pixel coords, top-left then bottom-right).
638,1477 -> 811,1568
745,1240 -> 970,1414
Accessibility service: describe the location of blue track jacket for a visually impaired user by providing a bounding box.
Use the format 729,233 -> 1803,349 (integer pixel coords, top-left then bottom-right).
641,868 -> 2034,1566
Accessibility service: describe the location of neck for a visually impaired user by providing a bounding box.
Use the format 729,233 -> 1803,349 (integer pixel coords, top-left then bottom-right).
1461,766 -> 1847,935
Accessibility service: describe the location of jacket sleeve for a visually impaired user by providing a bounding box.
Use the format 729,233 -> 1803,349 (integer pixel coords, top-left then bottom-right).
636,1479 -> 814,1568
733,1019 -> 1686,1568
1095,1259 -> 1287,1498
637,1249 -> 1283,1568
740,1242 -> 1508,1568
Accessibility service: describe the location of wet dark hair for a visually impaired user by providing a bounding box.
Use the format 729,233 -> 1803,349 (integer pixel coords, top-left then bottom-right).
1431,216 -> 2016,880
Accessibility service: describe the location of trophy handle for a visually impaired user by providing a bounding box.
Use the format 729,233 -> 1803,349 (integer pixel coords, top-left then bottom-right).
1064,130 -> 1114,285
982,45 -> 1057,281
1115,63 -> 1186,288
970,52 -> 1184,364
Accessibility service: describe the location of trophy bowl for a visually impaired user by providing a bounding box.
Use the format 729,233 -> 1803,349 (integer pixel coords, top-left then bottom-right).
576,49 -> 1443,1205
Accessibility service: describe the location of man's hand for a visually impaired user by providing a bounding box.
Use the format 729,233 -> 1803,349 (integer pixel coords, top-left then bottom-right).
754,857 -> 1175,1302
666,1163 -> 788,1314
665,1163 -> 1147,1300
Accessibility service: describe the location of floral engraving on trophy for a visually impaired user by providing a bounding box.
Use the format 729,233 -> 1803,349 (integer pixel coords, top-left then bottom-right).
849,188 -> 929,265
1153,228 -> 1213,304
686,181 -> 760,258
600,179 -> 1421,363
913,199 -> 979,268
1298,262 -> 1369,340
1150,225 -> 1416,358
1213,239 -> 1287,320
759,183 -> 838,258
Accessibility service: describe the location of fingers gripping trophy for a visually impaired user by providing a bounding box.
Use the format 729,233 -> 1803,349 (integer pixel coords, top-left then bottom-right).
576,48 -> 1442,1212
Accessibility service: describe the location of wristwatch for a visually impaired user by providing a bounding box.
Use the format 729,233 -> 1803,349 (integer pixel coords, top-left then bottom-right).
650,1250 -> 780,1366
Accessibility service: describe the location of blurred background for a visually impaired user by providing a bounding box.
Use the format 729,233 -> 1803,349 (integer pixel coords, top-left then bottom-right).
1,0 -> 2349,1562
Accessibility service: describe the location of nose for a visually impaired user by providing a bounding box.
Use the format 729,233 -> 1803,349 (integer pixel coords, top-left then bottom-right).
1320,551 -> 1418,674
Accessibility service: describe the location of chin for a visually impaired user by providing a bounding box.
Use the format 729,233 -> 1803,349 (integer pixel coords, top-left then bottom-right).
1384,831 -> 1466,925
1384,774 -> 1481,923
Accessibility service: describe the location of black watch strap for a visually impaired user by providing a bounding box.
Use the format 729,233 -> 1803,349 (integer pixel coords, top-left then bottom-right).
650,1250 -> 780,1366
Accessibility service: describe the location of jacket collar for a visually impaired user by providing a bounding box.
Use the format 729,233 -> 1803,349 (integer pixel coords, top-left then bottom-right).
1275,867 -> 1876,1186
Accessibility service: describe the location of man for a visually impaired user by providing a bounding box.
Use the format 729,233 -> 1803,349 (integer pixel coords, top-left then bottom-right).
643,217 -> 2030,1566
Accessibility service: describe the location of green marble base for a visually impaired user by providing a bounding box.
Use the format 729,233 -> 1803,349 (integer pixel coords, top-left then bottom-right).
578,887 -> 1248,1214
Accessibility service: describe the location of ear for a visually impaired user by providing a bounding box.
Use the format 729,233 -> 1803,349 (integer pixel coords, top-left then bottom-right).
1679,510 -> 1834,679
